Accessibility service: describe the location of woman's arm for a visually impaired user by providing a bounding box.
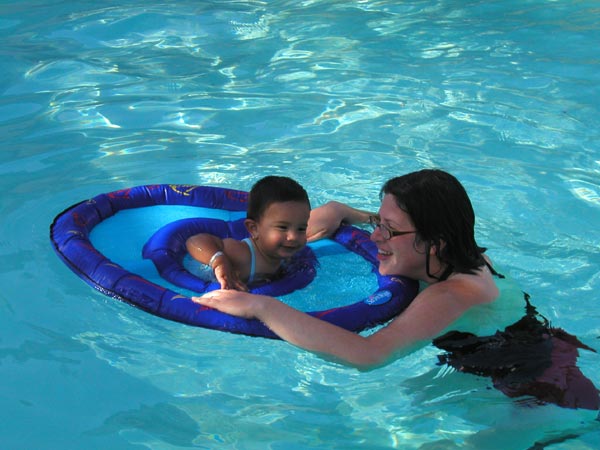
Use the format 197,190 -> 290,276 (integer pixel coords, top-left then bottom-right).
193,277 -> 486,369
307,201 -> 374,242
196,290 -> 385,368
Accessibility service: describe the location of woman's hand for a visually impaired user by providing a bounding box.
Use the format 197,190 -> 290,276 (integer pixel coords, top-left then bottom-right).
307,201 -> 372,241
307,201 -> 347,241
192,290 -> 269,319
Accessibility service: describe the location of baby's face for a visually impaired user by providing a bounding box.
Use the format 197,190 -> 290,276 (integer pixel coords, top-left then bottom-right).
253,201 -> 310,259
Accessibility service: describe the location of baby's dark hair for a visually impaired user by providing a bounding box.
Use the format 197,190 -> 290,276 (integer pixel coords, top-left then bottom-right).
247,176 -> 310,221
381,169 -> 486,278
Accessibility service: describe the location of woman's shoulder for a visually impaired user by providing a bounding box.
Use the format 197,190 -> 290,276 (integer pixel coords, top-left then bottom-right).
432,264 -> 499,307
440,269 -> 526,336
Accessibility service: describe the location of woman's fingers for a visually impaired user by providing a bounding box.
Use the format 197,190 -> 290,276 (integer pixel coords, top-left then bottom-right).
307,228 -> 328,242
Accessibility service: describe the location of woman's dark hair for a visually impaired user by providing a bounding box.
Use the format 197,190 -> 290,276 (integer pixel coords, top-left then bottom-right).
247,176 -> 310,221
381,169 -> 486,279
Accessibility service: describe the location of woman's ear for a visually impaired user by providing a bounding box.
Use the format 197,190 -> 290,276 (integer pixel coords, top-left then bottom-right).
244,219 -> 258,238
430,238 -> 446,256
429,241 -> 438,256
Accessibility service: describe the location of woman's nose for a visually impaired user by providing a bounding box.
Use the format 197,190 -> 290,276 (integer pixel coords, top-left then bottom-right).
370,226 -> 382,242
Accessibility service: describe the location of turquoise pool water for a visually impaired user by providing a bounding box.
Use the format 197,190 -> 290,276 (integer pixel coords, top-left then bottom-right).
1,1 -> 599,448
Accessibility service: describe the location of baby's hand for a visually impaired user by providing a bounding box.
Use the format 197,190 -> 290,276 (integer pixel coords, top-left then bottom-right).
212,256 -> 248,291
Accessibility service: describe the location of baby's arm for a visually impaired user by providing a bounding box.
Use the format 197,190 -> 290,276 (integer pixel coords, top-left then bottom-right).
185,234 -> 247,291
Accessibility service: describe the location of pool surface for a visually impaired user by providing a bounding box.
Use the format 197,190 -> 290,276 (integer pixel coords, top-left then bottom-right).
1,1 -> 599,448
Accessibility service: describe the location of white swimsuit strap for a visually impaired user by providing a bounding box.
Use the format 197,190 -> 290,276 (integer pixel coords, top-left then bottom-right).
243,238 -> 256,283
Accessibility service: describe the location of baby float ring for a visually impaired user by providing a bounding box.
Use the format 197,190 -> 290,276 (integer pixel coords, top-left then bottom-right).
49,184 -> 418,338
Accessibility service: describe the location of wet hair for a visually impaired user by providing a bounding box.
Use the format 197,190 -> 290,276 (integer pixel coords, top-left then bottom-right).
247,176 -> 310,221
381,169 -> 486,279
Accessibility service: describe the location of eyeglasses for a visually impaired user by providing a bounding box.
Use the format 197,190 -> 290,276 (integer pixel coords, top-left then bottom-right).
368,215 -> 417,241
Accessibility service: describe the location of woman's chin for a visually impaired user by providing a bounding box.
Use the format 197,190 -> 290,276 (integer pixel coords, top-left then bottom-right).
378,261 -> 407,278
377,263 -> 392,276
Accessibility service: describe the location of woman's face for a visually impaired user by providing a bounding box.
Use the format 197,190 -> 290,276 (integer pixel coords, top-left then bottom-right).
370,194 -> 428,280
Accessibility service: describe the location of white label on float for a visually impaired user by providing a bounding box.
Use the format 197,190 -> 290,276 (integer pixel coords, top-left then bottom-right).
364,290 -> 392,305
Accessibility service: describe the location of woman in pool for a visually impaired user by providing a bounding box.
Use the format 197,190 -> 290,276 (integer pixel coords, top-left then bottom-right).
193,169 -> 504,368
